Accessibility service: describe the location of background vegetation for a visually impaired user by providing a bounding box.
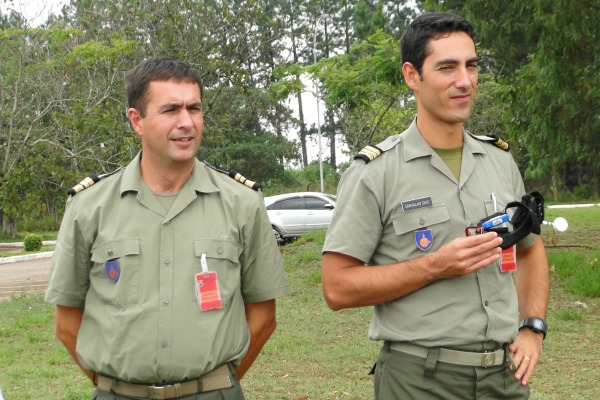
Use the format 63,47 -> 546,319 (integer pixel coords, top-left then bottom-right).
1,206 -> 599,399
1,0 -> 598,237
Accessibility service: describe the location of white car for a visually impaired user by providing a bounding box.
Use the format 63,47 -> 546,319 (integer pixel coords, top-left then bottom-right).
264,192 -> 336,243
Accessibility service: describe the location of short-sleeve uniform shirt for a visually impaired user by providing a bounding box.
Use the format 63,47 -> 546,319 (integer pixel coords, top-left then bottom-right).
45,153 -> 290,383
323,120 -> 534,347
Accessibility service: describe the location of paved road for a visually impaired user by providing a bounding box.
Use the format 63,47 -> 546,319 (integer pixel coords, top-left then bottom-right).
0,257 -> 51,301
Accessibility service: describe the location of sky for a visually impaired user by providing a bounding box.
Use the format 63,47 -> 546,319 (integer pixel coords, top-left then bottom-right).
1,0 -> 66,26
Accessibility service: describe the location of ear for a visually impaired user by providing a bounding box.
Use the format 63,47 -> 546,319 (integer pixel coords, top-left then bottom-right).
128,108 -> 143,138
402,62 -> 420,91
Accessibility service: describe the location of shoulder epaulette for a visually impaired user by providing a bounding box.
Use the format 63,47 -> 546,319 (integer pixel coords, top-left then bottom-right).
67,168 -> 121,196
469,132 -> 510,152
353,134 -> 402,164
228,170 -> 261,191
205,163 -> 261,191
354,145 -> 383,163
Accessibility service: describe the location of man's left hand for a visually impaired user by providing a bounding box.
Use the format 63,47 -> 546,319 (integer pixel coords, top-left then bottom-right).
508,329 -> 544,385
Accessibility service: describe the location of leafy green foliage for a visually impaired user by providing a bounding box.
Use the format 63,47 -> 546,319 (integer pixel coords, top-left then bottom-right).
23,234 -> 42,252
1,0 -> 597,234
310,30 -> 415,153
507,1 -> 599,199
262,162 -> 340,196
432,0 -> 600,199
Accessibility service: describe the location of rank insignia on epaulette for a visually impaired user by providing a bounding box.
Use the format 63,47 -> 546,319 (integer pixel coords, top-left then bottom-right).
467,131 -> 510,152
354,145 -> 383,164
204,162 -> 262,191
67,174 -> 100,196
487,135 -> 509,151
67,168 -> 121,196
229,170 -> 261,191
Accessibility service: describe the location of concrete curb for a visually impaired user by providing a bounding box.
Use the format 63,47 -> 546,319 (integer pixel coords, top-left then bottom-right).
0,240 -> 56,248
548,204 -> 600,209
0,251 -> 54,265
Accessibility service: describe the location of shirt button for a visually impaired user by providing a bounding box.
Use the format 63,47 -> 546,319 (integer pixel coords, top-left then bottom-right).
161,341 -> 168,348
107,250 -> 113,257
419,218 -> 426,225
484,300 -> 489,306
217,247 -> 224,254
164,220 -> 170,225
164,258 -> 171,265
163,299 -> 170,305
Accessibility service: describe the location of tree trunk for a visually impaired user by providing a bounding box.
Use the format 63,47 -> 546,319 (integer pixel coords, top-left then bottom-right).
0,209 -> 17,238
327,109 -> 336,169
297,89 -> 308,167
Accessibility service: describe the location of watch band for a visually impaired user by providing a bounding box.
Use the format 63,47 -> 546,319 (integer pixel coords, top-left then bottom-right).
518,317 -> 548,339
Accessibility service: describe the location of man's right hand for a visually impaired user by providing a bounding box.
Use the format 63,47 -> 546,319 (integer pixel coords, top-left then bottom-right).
322,232 -> 503,310
426,231 -> 503,279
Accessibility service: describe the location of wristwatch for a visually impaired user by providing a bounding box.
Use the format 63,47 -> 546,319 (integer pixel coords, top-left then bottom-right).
518,317 -> 548,339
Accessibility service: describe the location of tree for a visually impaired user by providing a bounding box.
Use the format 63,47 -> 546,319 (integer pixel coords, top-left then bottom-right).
353,0 -> 387,40
201,85 -> 299,184
0,24 -> 137,235
431,0 -> 600,198
313,31 -> 414,154
508,1 -> 599,198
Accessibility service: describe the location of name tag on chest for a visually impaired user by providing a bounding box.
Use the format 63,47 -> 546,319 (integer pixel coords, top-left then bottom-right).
401,196 -> 433,212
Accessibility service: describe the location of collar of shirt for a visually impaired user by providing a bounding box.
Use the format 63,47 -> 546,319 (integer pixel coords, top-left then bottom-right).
402,119 -> 488,162
119,151 -> 220,196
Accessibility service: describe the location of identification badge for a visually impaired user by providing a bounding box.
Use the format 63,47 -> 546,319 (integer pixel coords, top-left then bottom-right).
499,245 -> 517,272
195,254 -> 223,311
195,271 -> 223,311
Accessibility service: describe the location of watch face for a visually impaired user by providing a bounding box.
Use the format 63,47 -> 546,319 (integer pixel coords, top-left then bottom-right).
532,319 -> 544,331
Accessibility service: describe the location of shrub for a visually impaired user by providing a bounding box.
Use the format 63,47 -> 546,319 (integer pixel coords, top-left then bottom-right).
23,234 -> 43,252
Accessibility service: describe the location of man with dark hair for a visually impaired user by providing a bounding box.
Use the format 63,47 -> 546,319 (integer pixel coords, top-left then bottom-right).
322,12 -> 549,399
46,57 -> 290,400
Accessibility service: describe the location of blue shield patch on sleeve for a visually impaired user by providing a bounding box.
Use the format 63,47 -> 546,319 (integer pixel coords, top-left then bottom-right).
415,229 -> 433,251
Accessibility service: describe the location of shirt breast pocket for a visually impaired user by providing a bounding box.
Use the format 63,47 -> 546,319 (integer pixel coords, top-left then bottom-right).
194,239 -> 241,304
392,205 -> 450,250
90,237 -> 140,306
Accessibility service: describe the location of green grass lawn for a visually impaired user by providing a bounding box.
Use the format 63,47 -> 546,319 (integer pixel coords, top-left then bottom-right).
0,207 -> 598,399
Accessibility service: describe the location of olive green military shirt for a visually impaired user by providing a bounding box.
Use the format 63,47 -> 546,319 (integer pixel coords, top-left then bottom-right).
45,153 -> 290,383
323,119 -> 535,347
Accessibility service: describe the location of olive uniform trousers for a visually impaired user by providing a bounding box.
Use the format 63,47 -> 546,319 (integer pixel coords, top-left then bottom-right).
374,342 -> 530,399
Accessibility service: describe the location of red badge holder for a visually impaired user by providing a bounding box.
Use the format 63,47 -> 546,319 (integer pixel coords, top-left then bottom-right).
500,246 -> 517,272
195,254 -> 223,311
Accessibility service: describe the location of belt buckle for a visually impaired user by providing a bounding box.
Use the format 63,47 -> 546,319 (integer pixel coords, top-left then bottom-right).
481,352 -> 496,368
149,385 -> 168,400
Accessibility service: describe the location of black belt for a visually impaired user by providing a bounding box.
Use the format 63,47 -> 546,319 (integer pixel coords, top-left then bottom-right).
97,364 -> 232,399
389,342 -> 505,368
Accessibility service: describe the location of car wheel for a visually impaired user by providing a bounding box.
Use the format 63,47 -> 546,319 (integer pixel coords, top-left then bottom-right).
272,226 -> 284,244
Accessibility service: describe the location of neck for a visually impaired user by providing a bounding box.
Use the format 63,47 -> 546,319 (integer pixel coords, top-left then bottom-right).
415,116 -> 464,149
139,158 -> 194,193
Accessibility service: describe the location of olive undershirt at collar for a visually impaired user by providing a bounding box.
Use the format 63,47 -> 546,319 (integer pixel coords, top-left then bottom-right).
432,145 -> 463,181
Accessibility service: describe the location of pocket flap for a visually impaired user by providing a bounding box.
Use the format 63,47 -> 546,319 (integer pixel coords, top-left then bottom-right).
91,237 -> 140,262
393,206 -> 450,235
194,239 -> 239,263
